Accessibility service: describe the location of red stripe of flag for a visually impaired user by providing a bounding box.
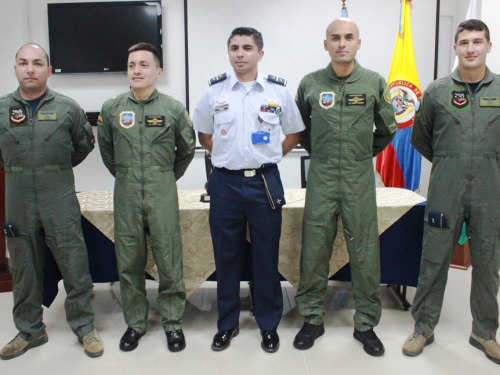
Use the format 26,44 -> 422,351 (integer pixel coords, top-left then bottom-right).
376,143 -> 405,188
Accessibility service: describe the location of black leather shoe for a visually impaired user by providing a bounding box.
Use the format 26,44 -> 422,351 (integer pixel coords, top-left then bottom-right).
166,329 -> 186,352
119,327 -> 145,352
293,322 -> 325,350
353,328 -> 385,356
261,330 -> 280,353
211,328 -> 239,351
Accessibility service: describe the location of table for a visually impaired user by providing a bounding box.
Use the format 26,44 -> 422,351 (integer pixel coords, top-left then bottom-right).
42,188 -> 426,307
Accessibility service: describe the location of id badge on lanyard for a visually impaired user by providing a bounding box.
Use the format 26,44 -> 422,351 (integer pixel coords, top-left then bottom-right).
252,116 -> 270,144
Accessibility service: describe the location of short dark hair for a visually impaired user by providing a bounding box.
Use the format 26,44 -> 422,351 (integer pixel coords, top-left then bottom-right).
455,19 -> 490,44
128,42 -> 162,67
227,27 -> 264,51
16,43 -> 50,66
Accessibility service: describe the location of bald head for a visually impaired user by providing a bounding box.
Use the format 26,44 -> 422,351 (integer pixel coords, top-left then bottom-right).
16,43 -> 50,66
324,18 -> 361,75
326,18 -> 360,39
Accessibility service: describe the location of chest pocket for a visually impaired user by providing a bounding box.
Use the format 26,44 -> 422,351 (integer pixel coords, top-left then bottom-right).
151,125 -> 174,167
258,112 -> 280,140
214,111 -> 236,142
485,111 -> 500,153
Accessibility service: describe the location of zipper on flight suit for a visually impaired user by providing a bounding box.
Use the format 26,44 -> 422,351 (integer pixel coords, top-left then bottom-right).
465,83 -> 475,203
139,104 -> 146,209
28,103 -> 40,221
338,78 -> 348,203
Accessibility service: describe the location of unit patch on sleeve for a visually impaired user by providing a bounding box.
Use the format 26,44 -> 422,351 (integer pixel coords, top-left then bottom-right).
145,115 -> 166,128
451,90 -> 470,110
38,111 -> 57,121
345,94 -> 366,106
9,105 -> 28,127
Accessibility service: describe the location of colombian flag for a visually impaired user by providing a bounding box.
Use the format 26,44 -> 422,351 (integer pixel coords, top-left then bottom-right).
376,0 -> 422,191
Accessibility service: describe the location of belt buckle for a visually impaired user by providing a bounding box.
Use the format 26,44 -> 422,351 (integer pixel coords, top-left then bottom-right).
244,170 -> 256,177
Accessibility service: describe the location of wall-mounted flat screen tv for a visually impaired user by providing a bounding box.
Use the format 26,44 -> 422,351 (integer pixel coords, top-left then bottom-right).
48,1 -> 162,74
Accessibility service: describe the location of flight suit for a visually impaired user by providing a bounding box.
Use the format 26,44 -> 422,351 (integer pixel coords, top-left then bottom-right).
0,88 -> 95,340
295,62 -> 397,331
410,68 -> 500,340
98,89 -> 195,333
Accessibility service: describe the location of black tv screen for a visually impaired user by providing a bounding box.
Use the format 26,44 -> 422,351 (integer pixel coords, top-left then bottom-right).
48,1 -> 162,74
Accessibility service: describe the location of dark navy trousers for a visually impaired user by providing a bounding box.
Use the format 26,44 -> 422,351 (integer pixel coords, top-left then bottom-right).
209,167 -> 284,331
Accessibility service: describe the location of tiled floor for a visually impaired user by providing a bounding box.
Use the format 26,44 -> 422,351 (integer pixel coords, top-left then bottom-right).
0,268 -> 498,374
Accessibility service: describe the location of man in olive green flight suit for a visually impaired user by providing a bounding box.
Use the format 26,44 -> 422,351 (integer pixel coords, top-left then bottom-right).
98,43 -> 195,353
0,44 -> 102,360
403,20 -> 500,365
293,19 -> 396,356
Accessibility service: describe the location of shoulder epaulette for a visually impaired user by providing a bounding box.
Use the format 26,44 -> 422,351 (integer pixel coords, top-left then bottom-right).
209,73 -> 227,86
0,94 -> 8,100
267,75 -> 287,86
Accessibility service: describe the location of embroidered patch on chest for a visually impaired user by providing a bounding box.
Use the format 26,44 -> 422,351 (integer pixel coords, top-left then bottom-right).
451,90 -> 470,110
319,92 -> 335,109
145,115 -> 165,127
345,94 -> 366,106
480,97 -> 500,107
119,111 -> 135,129
9,105 -> 28,127
38,111 -> 57,121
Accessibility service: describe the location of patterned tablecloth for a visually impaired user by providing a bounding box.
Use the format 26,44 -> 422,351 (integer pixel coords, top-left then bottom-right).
77,188 -> 426,296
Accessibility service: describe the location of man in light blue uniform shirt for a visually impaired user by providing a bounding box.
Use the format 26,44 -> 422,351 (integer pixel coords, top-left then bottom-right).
193,27 -> 304,353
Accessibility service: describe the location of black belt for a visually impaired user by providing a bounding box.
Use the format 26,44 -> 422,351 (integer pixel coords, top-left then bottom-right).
216,163 -> 277,177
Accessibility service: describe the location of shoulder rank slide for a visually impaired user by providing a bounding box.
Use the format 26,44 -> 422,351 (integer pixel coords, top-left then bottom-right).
267,75 -> 287,86
209,73 -> 227,86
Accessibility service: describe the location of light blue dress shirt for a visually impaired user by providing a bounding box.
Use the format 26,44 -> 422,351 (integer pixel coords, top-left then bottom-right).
193,71 -> 305,170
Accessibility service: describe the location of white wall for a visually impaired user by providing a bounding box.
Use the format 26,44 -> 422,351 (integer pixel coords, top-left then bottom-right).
0,1 -> 29,91
439,0 -> 483,74
482,0 -> 500,73
3,0 -> 482,196
188,0 -> 437,110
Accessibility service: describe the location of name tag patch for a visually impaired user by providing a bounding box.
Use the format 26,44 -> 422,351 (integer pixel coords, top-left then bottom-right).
9,105 -> 27,127
480,97 -> 500,107
145,115 -> 165,127
38,111 -> 57,121
345,94 -> 366,106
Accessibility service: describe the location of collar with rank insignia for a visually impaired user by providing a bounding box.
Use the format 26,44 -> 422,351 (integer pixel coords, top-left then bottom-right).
209,73 -> 227,86
267,75 -> 287,86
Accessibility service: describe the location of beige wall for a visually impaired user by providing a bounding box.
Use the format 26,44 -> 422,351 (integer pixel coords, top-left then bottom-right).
482,0 -> 500,72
